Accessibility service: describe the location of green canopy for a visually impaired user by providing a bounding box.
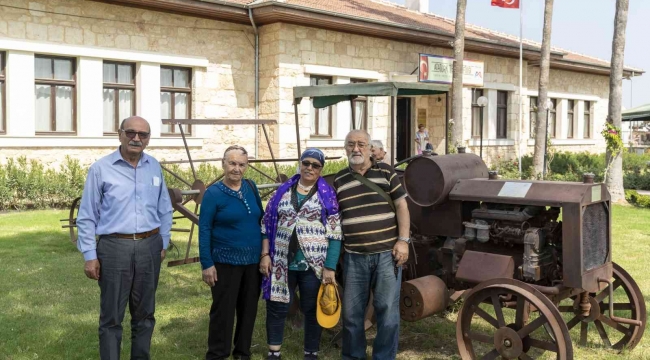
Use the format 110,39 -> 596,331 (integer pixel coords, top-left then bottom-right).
293,81 -> 449,108
622,103 -> 650,121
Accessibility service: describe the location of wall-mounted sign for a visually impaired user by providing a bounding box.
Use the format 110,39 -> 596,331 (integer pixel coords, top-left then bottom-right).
418,54 -> 484,87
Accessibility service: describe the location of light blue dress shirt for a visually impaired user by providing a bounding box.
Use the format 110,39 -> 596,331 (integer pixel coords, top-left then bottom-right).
76,148 -> 173,261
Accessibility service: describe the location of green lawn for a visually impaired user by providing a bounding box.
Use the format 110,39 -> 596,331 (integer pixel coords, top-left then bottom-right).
0,206 -> 649,359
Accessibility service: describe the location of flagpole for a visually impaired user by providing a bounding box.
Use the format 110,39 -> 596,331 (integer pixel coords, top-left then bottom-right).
518,0 -> 524,176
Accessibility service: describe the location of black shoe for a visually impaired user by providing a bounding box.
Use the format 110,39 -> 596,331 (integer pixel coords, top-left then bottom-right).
304,352 -> 318,360
266,352 -> 281,360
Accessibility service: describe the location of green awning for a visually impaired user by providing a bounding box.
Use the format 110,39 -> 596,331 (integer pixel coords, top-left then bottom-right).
622,103 -> 650,121
293,81 -> 449,108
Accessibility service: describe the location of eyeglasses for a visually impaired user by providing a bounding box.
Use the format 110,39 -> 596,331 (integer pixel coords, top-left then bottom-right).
301,160 -> 323,170
346,142 -> 368,150
121,130 -> 150,139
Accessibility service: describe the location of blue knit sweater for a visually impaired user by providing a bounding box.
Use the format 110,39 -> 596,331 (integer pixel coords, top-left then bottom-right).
198,180 -> 263,269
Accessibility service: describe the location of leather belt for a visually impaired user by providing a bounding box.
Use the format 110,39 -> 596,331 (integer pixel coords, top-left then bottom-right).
111,228 -> 160,240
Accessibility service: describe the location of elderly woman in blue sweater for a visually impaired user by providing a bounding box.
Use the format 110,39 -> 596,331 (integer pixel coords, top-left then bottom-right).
199,145 -> 264,360
260,148 -> 342,360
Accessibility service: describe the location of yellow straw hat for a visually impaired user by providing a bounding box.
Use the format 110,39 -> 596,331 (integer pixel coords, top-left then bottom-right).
316,282 -> 341,329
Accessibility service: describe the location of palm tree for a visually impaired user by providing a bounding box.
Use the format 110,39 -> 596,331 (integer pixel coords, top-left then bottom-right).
606,0 -> 629,203
451,0 -> 467,151
532,0 -> 554,178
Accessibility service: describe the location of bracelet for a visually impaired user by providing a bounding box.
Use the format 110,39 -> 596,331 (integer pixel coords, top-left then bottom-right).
397,236 -> 411,243
260,253 -> 270,260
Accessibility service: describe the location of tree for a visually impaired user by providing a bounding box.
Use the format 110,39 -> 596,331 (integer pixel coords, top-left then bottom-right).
532,0 -> 554,178
451,0 -> 467,150
605,0 -> 629,203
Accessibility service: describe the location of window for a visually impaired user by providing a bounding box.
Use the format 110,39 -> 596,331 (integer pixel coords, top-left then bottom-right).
309,75 -> 332,136
34,56 -> 76,133
161,66 -> 191,135
584,101 -> 591,139
351,78 -> 368,130
0,52 -> 5,134
496,91 -> 508,139
567,100 -> 575,138
549,98 -> 557,138
529,96 -> 538,139
471,89 -> 484,138
103,62 -> 135,134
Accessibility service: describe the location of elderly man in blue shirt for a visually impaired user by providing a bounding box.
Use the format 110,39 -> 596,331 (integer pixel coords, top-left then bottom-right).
76,115 -> 173,360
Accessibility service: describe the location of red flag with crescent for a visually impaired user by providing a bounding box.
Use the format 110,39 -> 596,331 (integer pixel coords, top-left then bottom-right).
491,0 -> 520,8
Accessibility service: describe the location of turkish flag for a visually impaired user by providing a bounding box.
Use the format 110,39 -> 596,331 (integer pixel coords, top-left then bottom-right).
491,0 -> 520,8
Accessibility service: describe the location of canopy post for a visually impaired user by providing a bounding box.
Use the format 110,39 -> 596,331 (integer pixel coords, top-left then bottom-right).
294,101 -> 302,157
351,96 -> 356,130
390,96 -> 395,166
445,92 -> 449,155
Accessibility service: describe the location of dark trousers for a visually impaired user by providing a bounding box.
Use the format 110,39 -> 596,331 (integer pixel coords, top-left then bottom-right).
207,262 -> 261,360
96,234 -> 163,360
266,269 -> 323,352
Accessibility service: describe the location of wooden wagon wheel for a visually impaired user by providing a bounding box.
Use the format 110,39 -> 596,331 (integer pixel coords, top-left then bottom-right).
457,278 -> 573,360
63,197 -> 81,244
555,262 -> 646,351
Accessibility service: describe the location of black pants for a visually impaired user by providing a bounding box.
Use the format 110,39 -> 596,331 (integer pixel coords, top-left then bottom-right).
96,234 -> 163,360
207,262 -> 261,360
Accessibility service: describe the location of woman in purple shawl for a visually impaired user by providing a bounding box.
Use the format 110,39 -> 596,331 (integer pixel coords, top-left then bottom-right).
259,148 -> 341,360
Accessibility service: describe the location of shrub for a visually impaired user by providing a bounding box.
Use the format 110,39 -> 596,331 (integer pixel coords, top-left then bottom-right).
625,189 -> 650,209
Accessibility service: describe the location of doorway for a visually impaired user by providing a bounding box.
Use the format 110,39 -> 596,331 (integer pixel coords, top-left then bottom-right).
396,97 -> 412,162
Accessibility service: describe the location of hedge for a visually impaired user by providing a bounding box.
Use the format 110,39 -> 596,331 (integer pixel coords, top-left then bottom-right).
0,152 -> 648,211
0,156 -> 349,211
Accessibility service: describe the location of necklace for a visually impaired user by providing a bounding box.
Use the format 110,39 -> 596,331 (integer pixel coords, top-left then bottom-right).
297,180 -> 314,192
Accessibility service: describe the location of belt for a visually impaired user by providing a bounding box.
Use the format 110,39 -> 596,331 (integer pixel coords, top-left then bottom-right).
111,228 -> 160,240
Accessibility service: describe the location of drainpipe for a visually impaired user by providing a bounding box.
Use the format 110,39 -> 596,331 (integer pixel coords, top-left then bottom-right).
249,9 -> 260,158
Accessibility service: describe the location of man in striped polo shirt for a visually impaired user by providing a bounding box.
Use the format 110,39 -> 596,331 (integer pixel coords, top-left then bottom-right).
334,130 -> 410,360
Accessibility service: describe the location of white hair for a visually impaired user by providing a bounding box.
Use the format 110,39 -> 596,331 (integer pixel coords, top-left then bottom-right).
344,129 -> 371,144
370,140 -> 384,150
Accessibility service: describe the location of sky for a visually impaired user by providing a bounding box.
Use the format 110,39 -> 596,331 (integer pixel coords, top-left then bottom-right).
389,0 -> 649,109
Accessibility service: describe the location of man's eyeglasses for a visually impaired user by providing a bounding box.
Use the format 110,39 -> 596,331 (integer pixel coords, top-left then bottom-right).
121,130 -> 151,140
346,142 -> 368,150
301,160 -> 323,170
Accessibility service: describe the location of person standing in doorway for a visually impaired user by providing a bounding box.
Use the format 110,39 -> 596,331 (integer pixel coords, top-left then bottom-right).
76,116 -> 173,360
199,145 -> 265,360
334,130 -> 411,360
415,124 -> 429,155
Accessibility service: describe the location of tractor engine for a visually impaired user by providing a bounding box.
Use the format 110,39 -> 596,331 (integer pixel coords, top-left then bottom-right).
462,204 -> 562,283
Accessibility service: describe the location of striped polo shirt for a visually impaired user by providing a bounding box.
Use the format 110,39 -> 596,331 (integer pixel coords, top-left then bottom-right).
334,161 -> 407,254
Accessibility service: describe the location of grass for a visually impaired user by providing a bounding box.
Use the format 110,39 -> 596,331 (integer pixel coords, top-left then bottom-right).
0,206 -> 649,359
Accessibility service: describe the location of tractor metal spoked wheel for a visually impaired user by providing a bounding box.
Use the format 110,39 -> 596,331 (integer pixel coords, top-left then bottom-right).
556,262 -> 646,351
457,278 -> 573,360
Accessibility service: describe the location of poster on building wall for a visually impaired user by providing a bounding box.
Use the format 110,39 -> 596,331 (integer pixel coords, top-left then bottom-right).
418,54 -> 484,87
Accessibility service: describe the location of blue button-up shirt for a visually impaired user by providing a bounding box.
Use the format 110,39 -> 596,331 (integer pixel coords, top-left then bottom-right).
76,148 -> 173,261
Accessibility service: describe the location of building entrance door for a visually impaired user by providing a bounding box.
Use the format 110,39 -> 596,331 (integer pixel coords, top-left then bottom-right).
396,98 -> 412,162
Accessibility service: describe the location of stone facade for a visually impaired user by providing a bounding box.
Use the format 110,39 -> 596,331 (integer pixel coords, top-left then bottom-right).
0,0 -> 257,168
0,1 -> 613,170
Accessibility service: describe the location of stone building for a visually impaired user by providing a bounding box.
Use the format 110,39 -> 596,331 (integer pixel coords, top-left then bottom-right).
0,0 -> 643,169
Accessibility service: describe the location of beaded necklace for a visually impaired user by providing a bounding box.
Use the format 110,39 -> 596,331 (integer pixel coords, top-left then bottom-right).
216,180 -> 252,214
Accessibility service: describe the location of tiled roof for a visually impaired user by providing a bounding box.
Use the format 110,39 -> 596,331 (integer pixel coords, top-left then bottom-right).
218,0 -> 642,72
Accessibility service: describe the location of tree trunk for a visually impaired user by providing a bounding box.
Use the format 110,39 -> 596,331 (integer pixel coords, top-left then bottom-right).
451,0 -> 467,150
606,0 -> 629,203
532,0 -> 554,178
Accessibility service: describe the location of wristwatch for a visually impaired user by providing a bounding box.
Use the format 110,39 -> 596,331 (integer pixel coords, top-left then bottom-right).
398,236 -> 411,244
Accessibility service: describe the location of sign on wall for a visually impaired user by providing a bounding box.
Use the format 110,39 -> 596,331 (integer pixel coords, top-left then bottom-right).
418,54 -> 484,87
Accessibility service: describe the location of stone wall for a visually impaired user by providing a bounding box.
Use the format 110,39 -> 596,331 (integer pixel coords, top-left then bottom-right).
0,0 -> 256,169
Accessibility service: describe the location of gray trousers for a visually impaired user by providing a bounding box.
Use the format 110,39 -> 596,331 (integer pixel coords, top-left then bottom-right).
96,233 -> 163,360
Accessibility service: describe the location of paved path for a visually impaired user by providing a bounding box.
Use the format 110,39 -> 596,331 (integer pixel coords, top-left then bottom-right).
637,190 -> 650,196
